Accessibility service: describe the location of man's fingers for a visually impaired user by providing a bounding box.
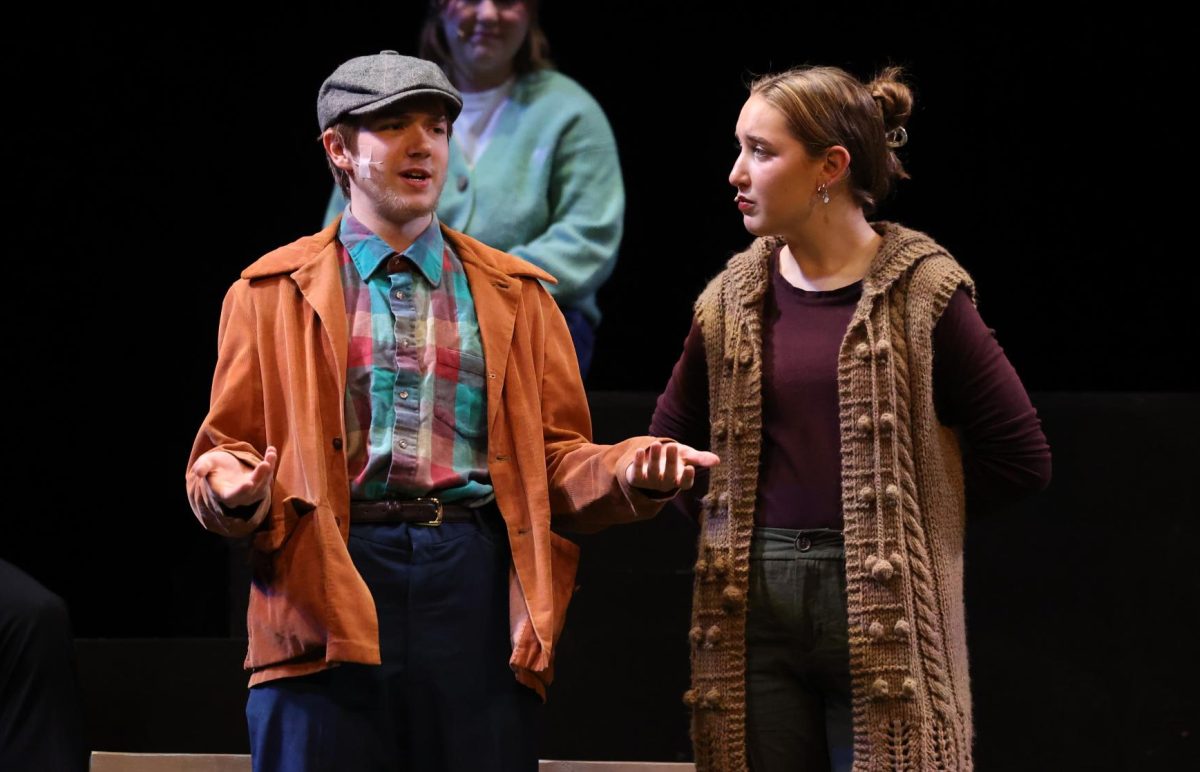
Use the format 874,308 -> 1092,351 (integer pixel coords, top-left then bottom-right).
190,455 -> 213,479
679,465 -> 696,491
662,443 -> 680,484
648,442 -> 664,481
681,448 -> 721,468
627,447 -> 646,485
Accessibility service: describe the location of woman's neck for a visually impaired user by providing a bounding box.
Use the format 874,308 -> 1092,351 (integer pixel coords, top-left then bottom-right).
779,207 -> 882,292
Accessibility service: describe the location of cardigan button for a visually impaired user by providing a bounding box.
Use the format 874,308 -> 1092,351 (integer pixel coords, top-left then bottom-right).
875,339 -> 891,358
856,414 -> 873,433
859,485 -> 875,503
855,342 -> 871,360
880,412 -> 895,431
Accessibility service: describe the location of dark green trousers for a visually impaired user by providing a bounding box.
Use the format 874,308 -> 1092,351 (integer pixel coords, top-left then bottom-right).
746,527 -> 853,772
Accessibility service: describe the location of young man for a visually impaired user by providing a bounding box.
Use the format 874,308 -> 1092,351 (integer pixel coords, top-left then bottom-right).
185,51 -> 716,771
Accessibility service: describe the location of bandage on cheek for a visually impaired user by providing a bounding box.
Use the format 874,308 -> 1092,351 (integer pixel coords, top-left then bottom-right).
350,149 -> 383,179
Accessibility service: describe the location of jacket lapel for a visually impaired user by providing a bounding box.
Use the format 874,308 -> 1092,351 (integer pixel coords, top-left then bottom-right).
290,240 -> 349,397
453,236 -> 523,435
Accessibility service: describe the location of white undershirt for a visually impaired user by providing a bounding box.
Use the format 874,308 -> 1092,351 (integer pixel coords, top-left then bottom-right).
454,77 -> 516,168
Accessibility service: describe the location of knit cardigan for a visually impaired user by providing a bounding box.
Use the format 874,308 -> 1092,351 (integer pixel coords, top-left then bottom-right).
686,222 -> 977,772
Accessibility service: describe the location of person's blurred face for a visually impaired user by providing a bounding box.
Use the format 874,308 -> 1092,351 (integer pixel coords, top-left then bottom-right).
440,0 -> 530,86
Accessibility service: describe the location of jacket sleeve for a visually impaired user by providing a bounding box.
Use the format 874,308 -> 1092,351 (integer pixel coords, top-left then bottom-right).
184,280 -> 272,534
506,102 -> 624,310
532,288 -> 669,533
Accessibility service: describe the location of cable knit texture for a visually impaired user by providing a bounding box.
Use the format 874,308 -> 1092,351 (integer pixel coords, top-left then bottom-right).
689,222 -> 976,771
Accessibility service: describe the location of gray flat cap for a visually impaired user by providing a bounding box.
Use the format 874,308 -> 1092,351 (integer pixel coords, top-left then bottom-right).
317,50 -> 462,131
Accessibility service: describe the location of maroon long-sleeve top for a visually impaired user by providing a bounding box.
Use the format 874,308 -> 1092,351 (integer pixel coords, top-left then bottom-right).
650,248 -> 1051,529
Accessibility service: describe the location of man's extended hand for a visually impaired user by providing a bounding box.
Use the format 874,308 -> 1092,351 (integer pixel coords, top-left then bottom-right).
187,446 -> 278,537
625,441 -> 720,493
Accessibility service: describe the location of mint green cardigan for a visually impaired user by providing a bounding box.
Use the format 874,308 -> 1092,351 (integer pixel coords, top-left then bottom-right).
325,70 -> 625,327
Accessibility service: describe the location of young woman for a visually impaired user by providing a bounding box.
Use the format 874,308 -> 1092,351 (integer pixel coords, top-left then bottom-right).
650,66 -> 1052,772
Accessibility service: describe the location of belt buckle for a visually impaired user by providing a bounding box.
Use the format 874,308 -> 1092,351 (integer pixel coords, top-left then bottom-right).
412,497 -> 443,527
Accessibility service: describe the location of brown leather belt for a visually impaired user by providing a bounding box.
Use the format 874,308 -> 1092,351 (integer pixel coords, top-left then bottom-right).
349,497 -> 478,526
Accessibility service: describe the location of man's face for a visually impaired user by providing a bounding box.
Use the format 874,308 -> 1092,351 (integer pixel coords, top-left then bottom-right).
347,95 -> 451,229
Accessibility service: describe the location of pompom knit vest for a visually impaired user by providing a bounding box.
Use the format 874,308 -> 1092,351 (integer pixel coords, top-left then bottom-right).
687,222 -> 977,772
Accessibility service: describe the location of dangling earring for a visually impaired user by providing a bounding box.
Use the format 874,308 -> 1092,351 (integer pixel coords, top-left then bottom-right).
817,182 -> 831,205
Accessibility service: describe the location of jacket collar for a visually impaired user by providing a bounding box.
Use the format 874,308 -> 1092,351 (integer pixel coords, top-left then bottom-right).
239,217 -> 556,437
239,217 -> 556,285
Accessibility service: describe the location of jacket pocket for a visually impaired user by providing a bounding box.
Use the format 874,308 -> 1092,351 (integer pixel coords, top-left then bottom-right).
253,494 -> 315,553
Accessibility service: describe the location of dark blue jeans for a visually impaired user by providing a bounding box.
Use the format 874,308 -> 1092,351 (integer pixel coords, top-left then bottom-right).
246,507 -> 540,772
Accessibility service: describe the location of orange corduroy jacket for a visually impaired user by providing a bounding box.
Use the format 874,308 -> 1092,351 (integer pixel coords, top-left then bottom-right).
186,219 -> 667,695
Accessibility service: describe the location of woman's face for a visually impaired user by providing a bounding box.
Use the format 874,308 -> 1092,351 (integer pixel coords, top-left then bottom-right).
729,93 -> 827,237
440,0 -> 530,83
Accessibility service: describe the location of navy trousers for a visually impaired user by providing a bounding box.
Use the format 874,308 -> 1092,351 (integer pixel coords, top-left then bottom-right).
246,507 -> 540,772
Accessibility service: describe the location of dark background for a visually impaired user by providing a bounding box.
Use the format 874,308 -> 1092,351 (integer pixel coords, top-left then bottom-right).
3,3 -> 1197,767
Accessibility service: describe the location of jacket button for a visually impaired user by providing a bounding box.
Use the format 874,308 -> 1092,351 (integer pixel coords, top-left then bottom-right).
332,437 -> 343,451
457,175 -> 469,192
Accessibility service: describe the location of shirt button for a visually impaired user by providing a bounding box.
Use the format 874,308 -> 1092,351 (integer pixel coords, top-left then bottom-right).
400,440 -> 408,449
395,291 -> 405,300
399,390 -> 409,399
403,339 -> 413,347
457,175 -> 469,192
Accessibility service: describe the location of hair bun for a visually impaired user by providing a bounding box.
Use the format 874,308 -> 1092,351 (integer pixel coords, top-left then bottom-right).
870,66 -> 914,131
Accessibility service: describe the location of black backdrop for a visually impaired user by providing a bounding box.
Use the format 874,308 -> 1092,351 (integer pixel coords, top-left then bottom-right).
2,3 -> 1196,767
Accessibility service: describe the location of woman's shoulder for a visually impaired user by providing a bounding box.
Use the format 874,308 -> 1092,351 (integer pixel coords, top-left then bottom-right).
516,69 -> 600,107
694,236 -> 783,320
872,220 -> 977,311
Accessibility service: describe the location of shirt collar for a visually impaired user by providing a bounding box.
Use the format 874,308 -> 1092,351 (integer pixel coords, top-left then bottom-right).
338,206 -> 445,286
